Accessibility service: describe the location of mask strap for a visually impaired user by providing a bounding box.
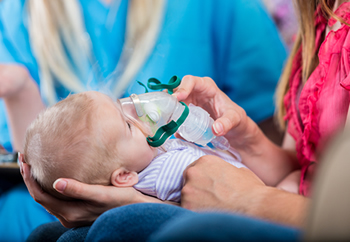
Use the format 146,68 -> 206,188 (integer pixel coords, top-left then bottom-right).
137,81 -> 149,93
144,75 -> 187,147
147,76 -> 181,94
147,101 -> 189,147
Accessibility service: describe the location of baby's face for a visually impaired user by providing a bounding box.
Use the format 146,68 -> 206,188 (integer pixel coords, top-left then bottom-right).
87,91 -> 158,172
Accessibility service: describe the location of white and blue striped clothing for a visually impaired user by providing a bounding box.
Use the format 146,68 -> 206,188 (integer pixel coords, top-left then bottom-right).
134,139 -> 246,203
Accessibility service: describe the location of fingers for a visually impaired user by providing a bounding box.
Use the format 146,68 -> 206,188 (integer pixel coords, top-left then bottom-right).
173,75 -> 198,101
173,75 -> 216,102
212,121 -> 224,136
174,132 -> 185,140
53,178 -> 93,200
182,155 -> 216,182
21,161 -> 46,201
20,161 -> 75,218
20,160 -> 68,211
213,117 -> 236,136
20,157 -> 101,227
213,108 -> 242,136
53,178 -> 110,203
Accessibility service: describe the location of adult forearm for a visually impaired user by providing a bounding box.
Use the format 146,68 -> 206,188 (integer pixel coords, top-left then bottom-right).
4,79 -> 45,152
247,186 -> 309,227
231,123 -> 299,186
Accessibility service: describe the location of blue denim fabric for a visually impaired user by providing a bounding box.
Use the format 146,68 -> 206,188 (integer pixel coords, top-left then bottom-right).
28,203 -> 192,242
150,211 -> 302,242
85,203 -> 193,242
29,203 -> 302,242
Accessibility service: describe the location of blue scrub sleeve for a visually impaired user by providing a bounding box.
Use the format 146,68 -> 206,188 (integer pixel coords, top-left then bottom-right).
218,0 -> 287,122
0,0 -> 41,151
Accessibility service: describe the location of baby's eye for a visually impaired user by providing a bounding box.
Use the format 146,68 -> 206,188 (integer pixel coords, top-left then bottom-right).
127,122 -> 131,130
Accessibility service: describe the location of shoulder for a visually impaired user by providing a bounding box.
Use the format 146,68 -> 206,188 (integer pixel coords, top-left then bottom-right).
153,140 -> 204,202
0,0 -> 26,23
163,139 -> 206,158
163,0 -> 267,24
0,0 -> 28,49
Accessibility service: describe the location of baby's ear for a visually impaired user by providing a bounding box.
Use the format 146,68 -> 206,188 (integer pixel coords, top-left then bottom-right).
111,168 -> 138,187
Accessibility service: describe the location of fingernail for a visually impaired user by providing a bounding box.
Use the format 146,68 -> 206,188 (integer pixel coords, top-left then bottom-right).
213,122 -> 223,135
18,152 -> 22,162
172,90 -> 183,100
19,160 -> 23,175
53,179 -> 67,192
21,162 -> 26,179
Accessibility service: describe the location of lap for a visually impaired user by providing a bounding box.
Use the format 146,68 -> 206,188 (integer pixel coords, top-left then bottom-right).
150,212 -> 302,242
29,203 -> 192,242
85,203 -> 193,242
29,203 -> 302,241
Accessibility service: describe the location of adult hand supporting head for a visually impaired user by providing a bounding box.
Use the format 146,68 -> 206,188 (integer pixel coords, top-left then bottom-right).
173,75 -> 262,152
19,155 -> 153,228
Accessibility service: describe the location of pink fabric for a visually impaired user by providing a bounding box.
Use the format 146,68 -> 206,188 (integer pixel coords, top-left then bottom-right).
284,3 -> 350,196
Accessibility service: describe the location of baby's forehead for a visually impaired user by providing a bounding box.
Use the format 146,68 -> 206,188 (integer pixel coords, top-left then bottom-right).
86,92 -> 125,129
82,92 -> 116,110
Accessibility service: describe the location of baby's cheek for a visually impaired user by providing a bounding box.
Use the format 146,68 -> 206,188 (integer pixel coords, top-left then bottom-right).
151,147 -> 158,157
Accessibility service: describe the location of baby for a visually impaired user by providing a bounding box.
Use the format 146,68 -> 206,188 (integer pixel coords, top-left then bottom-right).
24,91 -> 246,202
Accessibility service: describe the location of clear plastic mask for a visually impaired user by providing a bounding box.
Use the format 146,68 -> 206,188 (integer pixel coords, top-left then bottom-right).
119,91 -> 241,161
119,92 -> 183,137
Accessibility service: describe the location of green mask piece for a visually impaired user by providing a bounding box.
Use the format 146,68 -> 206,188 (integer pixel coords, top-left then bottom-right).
135,76 -> 189,147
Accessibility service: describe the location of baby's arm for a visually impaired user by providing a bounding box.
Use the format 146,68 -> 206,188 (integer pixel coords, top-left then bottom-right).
153,147 -> 202,202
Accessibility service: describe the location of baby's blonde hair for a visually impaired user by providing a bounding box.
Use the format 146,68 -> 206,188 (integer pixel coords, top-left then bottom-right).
24,93 -> 119,199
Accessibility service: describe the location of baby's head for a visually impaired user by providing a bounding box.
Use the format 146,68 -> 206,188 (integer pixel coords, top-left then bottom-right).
24,91 -> 157,199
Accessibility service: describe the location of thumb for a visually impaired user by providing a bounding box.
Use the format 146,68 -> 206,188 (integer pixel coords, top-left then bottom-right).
212,110 -> 240,136
53,178 -> 95,201
53,179 -> 68,193
212,121 -> 224,136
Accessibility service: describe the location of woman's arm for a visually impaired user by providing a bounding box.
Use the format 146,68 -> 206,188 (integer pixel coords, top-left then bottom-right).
0,64 -> 45,152
174,75 -> 299,186
181,155 -> 309,227
235,125 -> 299,186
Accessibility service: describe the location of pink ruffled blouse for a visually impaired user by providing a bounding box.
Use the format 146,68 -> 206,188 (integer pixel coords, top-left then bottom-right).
284,3 -> 350,196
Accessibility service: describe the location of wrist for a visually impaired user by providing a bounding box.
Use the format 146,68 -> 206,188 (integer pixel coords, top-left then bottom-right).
230,119 -> 267,159
247,186 -> 308,227
244,186 -> 274,216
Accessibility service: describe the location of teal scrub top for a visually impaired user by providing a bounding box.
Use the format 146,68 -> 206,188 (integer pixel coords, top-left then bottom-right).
0,0 -> 286,152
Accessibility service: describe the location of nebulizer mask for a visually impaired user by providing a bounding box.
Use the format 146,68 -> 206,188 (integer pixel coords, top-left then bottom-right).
119,76 -> 241,160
